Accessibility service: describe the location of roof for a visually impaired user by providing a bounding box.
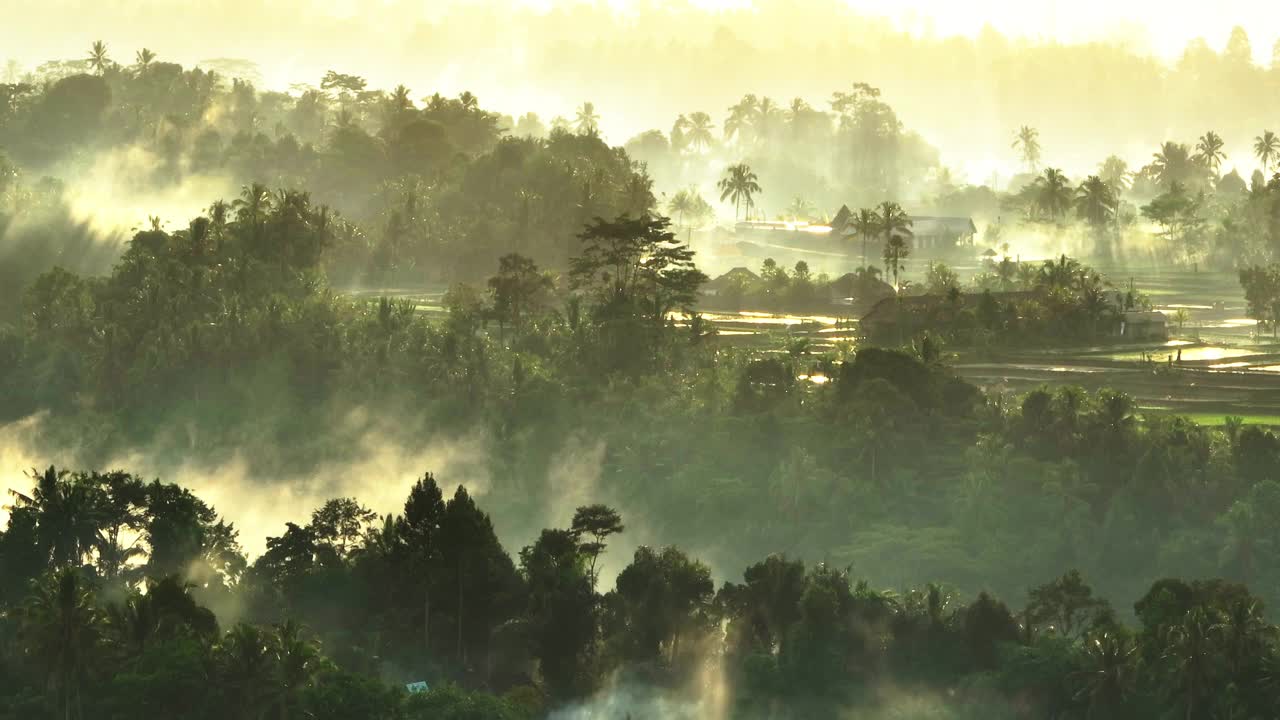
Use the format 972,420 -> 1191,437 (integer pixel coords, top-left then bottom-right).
705,266 -> 760,291
1124,311 -> 1167,323
829,205 -> 854,235
908,216 -> 978,237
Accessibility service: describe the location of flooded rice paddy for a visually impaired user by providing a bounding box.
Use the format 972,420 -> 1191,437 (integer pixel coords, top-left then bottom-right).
347,267 -> 1280,425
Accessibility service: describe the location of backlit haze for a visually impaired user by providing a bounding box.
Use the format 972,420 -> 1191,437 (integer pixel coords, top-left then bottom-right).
5,0 -> 1280,185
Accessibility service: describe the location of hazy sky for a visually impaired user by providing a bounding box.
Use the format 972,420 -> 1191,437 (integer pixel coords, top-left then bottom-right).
5,0 -> 1277,75
4,0 -> 1280,181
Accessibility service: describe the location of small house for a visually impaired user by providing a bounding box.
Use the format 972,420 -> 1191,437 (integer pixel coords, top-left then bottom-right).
1120,311 -> 1167,340
704,266 -> 760,296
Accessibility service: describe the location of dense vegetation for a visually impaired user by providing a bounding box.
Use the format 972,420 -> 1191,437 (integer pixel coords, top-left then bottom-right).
4,466 -> 1280,720
7,186 -> 1280,624
6,39 -> 1280,717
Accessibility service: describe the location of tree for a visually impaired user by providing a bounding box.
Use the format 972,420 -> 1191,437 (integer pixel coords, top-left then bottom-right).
401,473 -> 446,655
753,97 -> 784,142
1026,570 -> 1109,639
1074,631 -> 1137,720
1012,125 -> 1042,173
923,261 -> 959,296
437,485 -> 522,667
612,545 -> 713,665
513,112 -> 546,138
8,466 -> 103,570
1076,175 -> 1118,256
487,253 -> 553,343
718,163 -> 761,221
308,498 -> 376,562
1150,142 -> 1204,190
570,214 -> 707,327
1239,265 -> 1280,335
785,196 -> 816,221
87,41 -> 110,75
134,49 -> 157,72
1161,607 -> 1220,720
724,94 -> 760,144
877,201 -> 912,290
273,621 -> 329,720
684,111 -> 714,152
216,623 -> 279,720
667,189 -> 713,243
1034,168 -> 1074,222
1141,182 -> 1207,265
520,529 -> 598,700
1099,156 -> 1132,194
1076,175 -> 1117,229
21,568 -> 101,720
852,207 -> 879,269
1194,131 -> 1226,176
1255,131 -> 1279,174
569,504 -> 624,591
383,84 -> 415,131
574,102 -> 600,135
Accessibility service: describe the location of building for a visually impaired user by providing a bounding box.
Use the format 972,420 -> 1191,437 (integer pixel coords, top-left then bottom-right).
827,205 -> 976,256
1120,311 -> 1167,340
907,216 -> 978,252
704,266 -> 760,296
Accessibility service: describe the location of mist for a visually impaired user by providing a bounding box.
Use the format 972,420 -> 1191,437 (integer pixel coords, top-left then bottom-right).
6,3 -> 1280,718
6,0 -> 1280,183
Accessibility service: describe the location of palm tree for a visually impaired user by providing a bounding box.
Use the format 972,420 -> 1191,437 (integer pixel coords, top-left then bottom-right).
273,621 -> 328,720
1038,254 -> 1083,290
724,94 -> 760,144
1151,142 -> 1199,189
574,102 -> 600,135
878,201 -> 913,291
852,208 -> 880,269
10,467 -> 103,569
21,568 -> 101,720
1075,176 -> 1118,229
684,111 -> 715,153
668,189 -> 695,229
1073,631 -> 1136,720
718,163 -> 761,221
670,114 -> 689,152
217,624 -> 278,720
1012,125 -> 1042,173
786,97 -> 811,134
389,85 -> 413,113
233,183 -> 272,238
785,196 -> 816,221
753,97 -> 784,142
1099,155 -> 1132,194
87,41 -> 110,74
134,48 -> 156,71
1034,168 -> 1074,222
1217,599 -> 1274,676
1194,131 -> 1226,176
1162,607 -> 1220,720
1255,130 -> 1279,174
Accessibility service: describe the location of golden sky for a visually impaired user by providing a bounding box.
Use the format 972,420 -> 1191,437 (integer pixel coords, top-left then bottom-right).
3,0 -> 1279,180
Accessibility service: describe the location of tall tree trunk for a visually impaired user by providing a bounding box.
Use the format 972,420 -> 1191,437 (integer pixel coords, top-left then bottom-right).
457,558 -> 464,666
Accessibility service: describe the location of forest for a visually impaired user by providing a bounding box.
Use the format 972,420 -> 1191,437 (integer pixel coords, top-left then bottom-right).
5,22 -> 1280,719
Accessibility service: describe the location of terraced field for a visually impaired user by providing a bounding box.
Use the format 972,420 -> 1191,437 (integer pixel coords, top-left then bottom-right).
349,267 -> 1280,425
